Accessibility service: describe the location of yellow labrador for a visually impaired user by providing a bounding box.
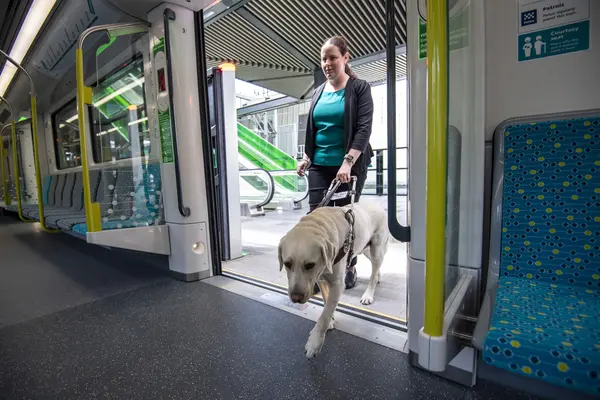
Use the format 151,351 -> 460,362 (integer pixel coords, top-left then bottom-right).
278,201 -> 389,358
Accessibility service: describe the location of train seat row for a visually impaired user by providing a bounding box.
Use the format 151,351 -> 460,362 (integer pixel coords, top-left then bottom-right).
2,162 -> 163,237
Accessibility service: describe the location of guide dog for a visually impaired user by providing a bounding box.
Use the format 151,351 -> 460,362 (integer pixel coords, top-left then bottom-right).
278,201 -> 389,358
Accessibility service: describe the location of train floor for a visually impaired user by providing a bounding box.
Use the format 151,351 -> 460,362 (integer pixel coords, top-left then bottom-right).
229,195 -> 408,322
0,214 -> 540,399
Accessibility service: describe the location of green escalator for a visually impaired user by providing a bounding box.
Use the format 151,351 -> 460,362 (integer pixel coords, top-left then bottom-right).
237,123 -> 298,191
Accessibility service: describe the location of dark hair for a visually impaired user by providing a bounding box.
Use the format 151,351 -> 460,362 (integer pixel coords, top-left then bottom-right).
324,35 -> 357,79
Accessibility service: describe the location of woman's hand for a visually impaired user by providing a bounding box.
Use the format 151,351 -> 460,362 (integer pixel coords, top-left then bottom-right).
297,159 -> 309,176
336,161 -> 352,183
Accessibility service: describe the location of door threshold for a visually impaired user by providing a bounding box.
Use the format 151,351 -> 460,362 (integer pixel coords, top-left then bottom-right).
204,275 -> 409,354
222,269 -> 408,330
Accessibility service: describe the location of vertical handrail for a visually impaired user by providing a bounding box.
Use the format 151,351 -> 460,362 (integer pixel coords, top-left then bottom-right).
0,96 -> 12,206
385,0 -> 411,243
163,8 -> 191,217
10,120 -> 33,222
75,22 -> 150,233
75,45 -> 101,232
0,119 -> 33,222
424,0 -> 449,338
0,50 -> 59,232
0,126 -> 8,205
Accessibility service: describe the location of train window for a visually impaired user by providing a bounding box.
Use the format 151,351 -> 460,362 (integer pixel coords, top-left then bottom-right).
90,55 -> 150,163
52,99 -> 81,170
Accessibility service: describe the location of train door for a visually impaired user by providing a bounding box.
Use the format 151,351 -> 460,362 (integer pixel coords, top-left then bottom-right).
403,0 -> 484,387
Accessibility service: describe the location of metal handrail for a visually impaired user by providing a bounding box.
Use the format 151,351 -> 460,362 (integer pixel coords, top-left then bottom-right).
0,50 -> 59,232
384,4 -> 410,243
268,169 -> 309,204
239,168 -> 275,208
0,97 -> 12,207
75,22 -> 150,233
163,9 -> 190,217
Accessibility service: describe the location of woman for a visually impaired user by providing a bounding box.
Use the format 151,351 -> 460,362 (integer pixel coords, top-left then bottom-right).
296,35 -> 374,290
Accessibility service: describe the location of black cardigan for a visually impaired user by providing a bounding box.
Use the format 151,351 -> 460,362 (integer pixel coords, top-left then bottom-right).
304,76 -> 374,173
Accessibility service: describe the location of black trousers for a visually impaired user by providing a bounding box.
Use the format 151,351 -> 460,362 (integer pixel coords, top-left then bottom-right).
307,164 -> 368,212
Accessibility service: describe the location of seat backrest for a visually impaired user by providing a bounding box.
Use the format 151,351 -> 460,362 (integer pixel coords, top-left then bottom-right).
94,168 -> 118,217
60,173 -> 76,208
42,176 -> 52,205
147,163 -> 163,224
70,171 -> 84,211
47,174 -> 59,206
53,174 -> 67,206
110,167 -> 135,220
132,162 -> 164,226
500,114 -> 600,289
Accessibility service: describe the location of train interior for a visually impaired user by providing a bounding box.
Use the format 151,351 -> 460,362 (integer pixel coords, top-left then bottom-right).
0,0 -> 599,398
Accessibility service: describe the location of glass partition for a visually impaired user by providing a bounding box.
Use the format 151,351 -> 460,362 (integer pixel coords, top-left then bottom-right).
90,55 -> 150,163
87,37 -> 163,232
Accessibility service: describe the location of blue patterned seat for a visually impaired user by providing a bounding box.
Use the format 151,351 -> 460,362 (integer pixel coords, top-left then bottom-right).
45,171 -> 99,229
483,115 -> 600,396
56,169 -> 118,232
71,162 -> 164,235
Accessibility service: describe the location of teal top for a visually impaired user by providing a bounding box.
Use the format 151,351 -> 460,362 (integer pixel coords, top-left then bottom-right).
312,88 -> 346,166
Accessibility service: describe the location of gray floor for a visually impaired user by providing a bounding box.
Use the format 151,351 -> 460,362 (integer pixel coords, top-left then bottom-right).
0,214 -> 542,399
228,196 -> 408,321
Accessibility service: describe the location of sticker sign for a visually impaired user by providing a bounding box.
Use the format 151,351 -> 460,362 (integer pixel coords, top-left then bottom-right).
518,0 -> 590,62
418,8 -> 469,59
153,37 -> 175,164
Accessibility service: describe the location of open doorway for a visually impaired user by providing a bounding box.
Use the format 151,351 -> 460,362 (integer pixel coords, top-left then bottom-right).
202,0 -> 410,328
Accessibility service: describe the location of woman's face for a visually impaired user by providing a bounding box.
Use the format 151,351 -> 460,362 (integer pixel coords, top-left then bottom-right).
320,43 -> 348,81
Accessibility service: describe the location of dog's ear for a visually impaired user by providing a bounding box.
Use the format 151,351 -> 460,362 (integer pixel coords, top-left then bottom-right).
320,238 -> 336,275
278,237 -> 285,272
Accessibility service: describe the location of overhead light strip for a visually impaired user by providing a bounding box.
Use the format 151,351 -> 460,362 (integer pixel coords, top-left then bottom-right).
0,0 -> 57,97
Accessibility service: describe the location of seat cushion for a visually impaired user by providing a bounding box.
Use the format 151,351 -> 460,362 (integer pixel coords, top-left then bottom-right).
483,277 -> 600,395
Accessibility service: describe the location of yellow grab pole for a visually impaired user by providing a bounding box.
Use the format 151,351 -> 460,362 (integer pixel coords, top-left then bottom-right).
0,126 -> 10,206
0,50 -> 59,232
424,0 -> 449,337
0,96 -> 14,206
76,48 -> 101,232
30,97 -> 59,232
10,120 -> 33,222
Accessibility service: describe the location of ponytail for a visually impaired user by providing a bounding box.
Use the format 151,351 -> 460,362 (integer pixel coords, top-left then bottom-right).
345,63 -> 357,79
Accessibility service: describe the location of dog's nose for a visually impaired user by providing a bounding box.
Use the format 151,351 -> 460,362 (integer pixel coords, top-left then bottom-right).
290,293 -> 304,303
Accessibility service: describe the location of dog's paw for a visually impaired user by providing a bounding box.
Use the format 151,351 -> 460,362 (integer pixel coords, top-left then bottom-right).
360,292 -> 374,305
304,333 -> 325,359
327,319 -> 335,331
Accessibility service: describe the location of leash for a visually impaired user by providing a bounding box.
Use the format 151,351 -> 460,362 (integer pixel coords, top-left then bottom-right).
309,176 -> 358,270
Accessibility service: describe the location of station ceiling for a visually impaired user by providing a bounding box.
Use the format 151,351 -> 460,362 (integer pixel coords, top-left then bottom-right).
204,0 -> 408,99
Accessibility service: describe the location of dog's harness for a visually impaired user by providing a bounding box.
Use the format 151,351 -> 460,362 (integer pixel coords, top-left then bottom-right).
308,176 -> 357,270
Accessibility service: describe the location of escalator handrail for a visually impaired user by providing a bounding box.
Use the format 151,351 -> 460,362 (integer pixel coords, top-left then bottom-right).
164,8 -> 191,218
265,168 -> 309,204
239,168 -> 275,208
